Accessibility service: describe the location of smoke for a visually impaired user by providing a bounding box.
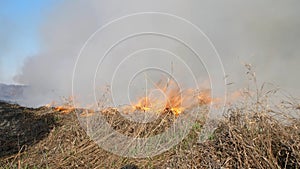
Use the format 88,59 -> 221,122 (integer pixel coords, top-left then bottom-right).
196,1 -> 300,91
14,0 -> 300,107
14,1 -> 100,106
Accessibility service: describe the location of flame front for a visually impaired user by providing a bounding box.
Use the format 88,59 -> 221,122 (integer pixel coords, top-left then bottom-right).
130,79 -> 212,116
45,79 -> 230,117
54,106 -> 75,114
134,97 -> 152,111
45,97 -> 75,114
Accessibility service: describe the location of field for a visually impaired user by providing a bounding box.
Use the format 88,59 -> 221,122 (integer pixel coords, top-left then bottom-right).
1,83 -> 300,168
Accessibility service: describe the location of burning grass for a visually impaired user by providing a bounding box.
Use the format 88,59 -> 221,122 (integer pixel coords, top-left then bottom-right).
1,72 -> 300,168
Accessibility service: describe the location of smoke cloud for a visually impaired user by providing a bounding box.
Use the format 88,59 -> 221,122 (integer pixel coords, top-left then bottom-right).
14,0 -> 300,107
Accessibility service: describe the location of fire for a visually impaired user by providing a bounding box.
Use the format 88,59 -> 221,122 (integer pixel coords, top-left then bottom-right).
169,107 -> 183,116
134,97 -> 152,111
44,98 -> 75,114
54,106 -> 75,114
198,90 -> 213,105
44,79 -> 234,117
130,79 -> 212,116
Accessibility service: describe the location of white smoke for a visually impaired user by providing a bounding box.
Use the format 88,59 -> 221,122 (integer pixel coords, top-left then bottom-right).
14,0 -> 300,107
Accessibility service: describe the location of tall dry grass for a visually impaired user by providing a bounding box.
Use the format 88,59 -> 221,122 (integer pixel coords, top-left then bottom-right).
1,65 -> 299,168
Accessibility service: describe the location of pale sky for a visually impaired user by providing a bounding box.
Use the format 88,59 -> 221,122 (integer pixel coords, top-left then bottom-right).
0,0 -> 57,83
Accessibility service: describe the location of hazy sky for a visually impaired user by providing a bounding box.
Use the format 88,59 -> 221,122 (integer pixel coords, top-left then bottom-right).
0,0 -> 57,83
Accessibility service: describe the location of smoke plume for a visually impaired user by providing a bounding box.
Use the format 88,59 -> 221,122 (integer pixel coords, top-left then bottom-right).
14,0 -> 300,107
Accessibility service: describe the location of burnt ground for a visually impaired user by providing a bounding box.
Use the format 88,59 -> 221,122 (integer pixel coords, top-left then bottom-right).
0,100 -> 299,169
0,101 -> 57,157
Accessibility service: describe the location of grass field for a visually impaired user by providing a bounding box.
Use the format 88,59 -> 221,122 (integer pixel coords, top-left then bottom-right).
1,80 -> 300,168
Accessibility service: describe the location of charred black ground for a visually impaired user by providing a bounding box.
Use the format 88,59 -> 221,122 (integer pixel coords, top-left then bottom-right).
0,101 -> 57,157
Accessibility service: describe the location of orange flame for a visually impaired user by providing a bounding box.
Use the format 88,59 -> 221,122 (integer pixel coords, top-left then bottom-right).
54,106 -> 75,114
45,80 -> 241,117
130,79 -> 213,116
45,98 -> 75,114
198,90 -> 212,105
134,97 -> 152,111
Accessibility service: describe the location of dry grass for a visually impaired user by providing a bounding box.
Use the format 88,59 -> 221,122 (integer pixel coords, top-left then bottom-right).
1,67 -> 300,168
